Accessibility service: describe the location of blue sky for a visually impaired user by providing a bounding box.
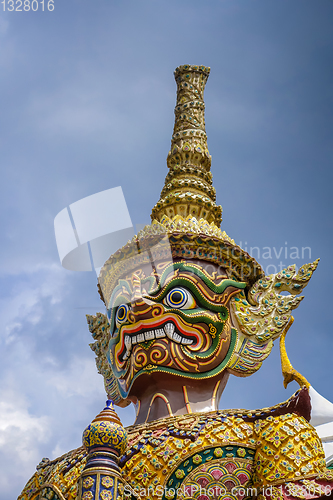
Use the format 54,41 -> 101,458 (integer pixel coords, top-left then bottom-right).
1,1 -> 333,498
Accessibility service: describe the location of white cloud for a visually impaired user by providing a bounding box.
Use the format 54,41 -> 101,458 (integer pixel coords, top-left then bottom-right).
48,356 -> 102,398
0,400 -> 49,453
0,386 -> 50,495
0,262 -> 104,497
0,262 -> 68,345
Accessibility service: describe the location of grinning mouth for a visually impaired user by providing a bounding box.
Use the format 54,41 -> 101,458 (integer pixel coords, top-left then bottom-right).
120,322 -> 194,362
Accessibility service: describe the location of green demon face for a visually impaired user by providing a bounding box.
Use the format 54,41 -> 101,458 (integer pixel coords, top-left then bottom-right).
106,259 -> 246,400
88,253 -> 318,408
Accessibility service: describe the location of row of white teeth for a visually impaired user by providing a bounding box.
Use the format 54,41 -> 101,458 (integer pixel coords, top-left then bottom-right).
122,323 -> 193,360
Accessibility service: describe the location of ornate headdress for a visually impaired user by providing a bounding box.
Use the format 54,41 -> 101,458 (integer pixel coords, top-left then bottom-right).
98,65 -> 263,309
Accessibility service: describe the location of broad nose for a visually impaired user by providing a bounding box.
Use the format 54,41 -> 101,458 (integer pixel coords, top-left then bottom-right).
129,273 -> 163,321
130,298 -> 151,316
128,298 -> 153,323
129,298 -> 163,323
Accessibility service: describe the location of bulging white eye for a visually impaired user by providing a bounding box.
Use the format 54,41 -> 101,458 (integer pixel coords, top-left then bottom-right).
115,304 -> 130,327
163,287 -> 196,309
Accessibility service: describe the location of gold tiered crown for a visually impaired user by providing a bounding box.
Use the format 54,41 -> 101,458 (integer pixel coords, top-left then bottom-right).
98,65 -> 263,309
151,65 -> 222,226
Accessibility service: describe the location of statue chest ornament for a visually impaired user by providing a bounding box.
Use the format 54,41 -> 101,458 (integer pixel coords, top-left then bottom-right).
18,399 -> 333,500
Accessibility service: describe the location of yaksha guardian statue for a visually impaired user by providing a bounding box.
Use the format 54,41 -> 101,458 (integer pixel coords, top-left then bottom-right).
19,65 -> 333,500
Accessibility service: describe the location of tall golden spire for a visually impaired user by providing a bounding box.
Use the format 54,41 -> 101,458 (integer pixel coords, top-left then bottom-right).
98,65 -> 264,313
151,64 -> 222,227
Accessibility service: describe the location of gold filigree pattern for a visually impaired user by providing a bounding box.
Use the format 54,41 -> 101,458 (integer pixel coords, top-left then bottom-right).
253,414 -> 325,487
120,403 -> 328,499
18,405 -> 333,500
101,476 -> 113,488
82,476 -> 94,489
18,447 -> 87,500
232,260 -> 319,344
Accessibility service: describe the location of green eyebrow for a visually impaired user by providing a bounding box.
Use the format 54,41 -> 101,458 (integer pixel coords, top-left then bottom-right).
144,262 -> 246,312
148,261 -> 246,295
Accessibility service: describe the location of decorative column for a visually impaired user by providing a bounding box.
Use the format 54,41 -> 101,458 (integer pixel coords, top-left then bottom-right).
151,64 -> 222,226
77,400 -> 127,500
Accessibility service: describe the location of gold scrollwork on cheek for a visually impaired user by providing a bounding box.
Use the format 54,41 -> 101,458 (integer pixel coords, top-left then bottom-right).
128,311 -> 136,323
150,347 -> 169,364
151,304 -> 164,317
209,323 -> 217,338
134,351 -> 148,368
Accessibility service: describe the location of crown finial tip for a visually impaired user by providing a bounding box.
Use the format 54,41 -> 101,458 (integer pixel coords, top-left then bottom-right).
151,64 -> 221,226
174,64 -> 211,76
